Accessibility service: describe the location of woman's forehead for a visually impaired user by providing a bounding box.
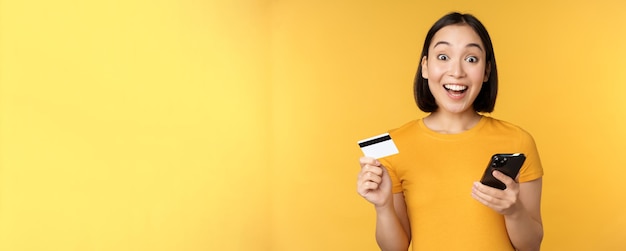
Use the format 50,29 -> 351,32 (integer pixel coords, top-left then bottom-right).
430,24 -> 484,49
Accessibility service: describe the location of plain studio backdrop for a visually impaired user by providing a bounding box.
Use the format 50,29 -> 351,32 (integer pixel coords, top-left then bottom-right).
0,0 -> 625,250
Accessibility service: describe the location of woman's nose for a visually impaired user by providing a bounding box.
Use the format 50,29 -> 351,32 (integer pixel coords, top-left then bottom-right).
448,59 -> 466,78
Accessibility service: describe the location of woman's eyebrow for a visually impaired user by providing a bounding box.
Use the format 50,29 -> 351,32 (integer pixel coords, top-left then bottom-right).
467,43 -> 484,52
433,41 -> 484,52
433,41 -> 450,48
433,41 -> 484,51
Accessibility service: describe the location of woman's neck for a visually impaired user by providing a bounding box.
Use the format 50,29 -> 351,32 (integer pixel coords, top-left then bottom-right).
423,110 -> 482,134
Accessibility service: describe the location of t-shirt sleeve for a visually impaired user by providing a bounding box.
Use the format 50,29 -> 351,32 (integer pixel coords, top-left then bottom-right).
379,156 -> 403,194
518,129 -> 544,183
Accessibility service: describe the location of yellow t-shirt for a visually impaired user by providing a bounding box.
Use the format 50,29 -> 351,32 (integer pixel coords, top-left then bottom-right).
379,116 -> 544,250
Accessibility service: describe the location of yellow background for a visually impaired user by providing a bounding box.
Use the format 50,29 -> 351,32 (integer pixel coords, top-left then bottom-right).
1,0 -> 625,250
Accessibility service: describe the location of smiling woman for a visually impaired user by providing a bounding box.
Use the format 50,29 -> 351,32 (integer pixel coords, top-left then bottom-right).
421,24 -> 491,116
356,12 -> 544,251
414,18 -> 498,117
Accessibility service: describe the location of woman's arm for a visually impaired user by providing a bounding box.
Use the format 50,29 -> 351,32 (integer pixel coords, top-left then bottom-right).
357,157 -> 411,251
375,193 -> 411,251
504,178 -> 543,251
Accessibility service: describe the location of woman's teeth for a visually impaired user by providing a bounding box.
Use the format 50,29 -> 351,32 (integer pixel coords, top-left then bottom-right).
444,84 -> 467,92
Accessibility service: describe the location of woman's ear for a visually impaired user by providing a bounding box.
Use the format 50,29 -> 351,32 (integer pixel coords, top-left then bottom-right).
421,56 -> 428,79
483,62 -> 491,82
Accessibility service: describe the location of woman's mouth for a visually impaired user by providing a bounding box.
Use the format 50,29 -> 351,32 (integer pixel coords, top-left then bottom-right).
444,84 -> 468,96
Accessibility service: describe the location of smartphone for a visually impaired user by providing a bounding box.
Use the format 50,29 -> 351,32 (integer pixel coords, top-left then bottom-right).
480,153 -> 526,190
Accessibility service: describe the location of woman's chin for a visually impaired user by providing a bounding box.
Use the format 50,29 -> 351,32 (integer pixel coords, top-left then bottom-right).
439,103 -> 472,114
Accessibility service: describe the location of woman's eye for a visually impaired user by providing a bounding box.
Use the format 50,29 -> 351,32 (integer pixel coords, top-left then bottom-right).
437,54 -> 448,60
465,56 -> 478,63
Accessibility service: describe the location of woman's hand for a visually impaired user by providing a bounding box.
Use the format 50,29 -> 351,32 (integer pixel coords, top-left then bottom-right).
357,157 -> 392,208
471,170 -> 522,215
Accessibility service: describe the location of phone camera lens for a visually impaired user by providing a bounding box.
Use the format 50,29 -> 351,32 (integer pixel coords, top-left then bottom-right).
497,157 -> 507,167
491,156 -> 499,167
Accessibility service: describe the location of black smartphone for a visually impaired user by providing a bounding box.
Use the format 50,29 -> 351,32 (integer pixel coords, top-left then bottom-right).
480,153 -> 526,190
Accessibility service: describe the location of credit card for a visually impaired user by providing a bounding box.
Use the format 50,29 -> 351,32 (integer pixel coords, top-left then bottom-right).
357,133 -> 399,159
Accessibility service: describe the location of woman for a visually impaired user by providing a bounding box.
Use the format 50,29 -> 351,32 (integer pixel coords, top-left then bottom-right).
356,12 -> 544,251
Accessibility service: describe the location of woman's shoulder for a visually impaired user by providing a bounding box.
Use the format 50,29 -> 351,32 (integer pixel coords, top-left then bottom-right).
482,116 -> 535,138
387,119 -> 421,138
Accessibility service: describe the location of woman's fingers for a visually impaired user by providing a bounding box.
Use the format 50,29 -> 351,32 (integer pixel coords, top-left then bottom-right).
358,168 -> 383,194
492,170 -> 518,189
472,182 -> 502,202
357,158 -> 386,197
359,156 -> 380,168
357,157 -> 393,207
472,179 -> 520,215
361,170 -> 382,184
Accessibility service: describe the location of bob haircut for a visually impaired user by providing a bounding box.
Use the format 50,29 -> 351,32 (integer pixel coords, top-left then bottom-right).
414,12 -> 498,113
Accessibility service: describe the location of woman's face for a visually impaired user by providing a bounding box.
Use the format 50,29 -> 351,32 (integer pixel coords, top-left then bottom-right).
421,24 -> 490,114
